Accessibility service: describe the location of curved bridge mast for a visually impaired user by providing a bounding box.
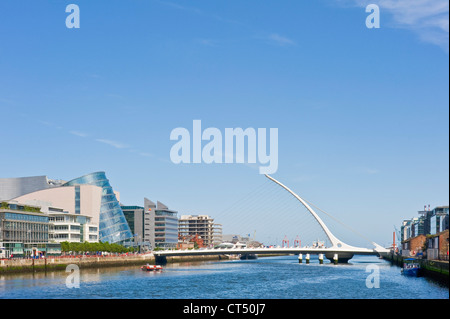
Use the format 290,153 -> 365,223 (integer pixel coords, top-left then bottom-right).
264,174 -> 387,262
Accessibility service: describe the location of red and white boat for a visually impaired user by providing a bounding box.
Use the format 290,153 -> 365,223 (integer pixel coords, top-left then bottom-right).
141,264 -> 163,271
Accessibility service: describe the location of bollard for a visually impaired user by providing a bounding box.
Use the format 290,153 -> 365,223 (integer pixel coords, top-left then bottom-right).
306,254 -> 310,264
333,254 -> 338,265
298,254 -> 302,264
319,254 -> 323,264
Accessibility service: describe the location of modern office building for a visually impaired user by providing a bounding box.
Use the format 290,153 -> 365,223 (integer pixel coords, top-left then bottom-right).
121,205 -> 151,251
154,201 -> 178,249
121,198 -> 179,249
429,206 -> 449,235
0,172 -> 133,245
400,205 -> 449,258
0,201 -> 60,258
178,214 -> 222,247
401,219 -> 412,242
401,206 -> 449,242
139,200 -> 178,249
121,205 -> 144,241
413,216 -> 426,237
48,210 -> 98,243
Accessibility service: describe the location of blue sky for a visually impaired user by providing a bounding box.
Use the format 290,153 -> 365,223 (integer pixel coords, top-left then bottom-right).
0,0 -> 448,247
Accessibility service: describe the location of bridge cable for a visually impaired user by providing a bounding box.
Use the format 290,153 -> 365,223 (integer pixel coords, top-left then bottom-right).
215,180 -> 269,215
302,198 -> 376,246
215,179 -> 330,246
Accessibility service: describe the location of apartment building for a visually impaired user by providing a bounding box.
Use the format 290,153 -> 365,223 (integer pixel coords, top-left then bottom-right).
178,214 -> 222,247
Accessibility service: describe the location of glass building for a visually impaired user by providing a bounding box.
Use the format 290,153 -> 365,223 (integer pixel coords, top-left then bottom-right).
63,172 -> 133,245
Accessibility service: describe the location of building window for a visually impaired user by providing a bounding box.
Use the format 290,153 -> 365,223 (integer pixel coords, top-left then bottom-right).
75,186 -> 81,214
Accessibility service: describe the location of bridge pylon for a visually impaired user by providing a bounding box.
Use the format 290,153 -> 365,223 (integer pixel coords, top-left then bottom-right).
265,174 -> 389,262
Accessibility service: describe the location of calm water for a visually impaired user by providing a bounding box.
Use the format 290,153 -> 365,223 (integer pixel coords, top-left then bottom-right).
0,255 -> 448,299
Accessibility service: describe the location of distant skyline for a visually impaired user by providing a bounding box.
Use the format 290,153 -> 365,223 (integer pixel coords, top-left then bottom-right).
0,0 -> 448,248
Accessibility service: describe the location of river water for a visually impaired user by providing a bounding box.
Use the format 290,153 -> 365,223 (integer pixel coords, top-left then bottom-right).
0,255 -> 448,299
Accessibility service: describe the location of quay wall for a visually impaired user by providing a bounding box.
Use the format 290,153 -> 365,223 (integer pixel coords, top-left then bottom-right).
383,253 -> 449,284
0,254 -> 225,274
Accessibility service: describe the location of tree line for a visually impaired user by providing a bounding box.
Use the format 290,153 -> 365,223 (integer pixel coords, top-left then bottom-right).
60,241 -> 137,254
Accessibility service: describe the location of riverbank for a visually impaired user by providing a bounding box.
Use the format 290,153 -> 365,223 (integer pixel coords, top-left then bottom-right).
0,254 -> 226,274
383,253 -> 449,285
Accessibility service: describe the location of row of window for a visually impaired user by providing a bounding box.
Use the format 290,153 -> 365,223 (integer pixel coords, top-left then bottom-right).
2,221 -> 48,231
49,233 -> 79,239
48,216 -> 92,224
2,212 -> 48,223
48,233 -> 98,241
155,227 -> 178,233
2,231 -> 48,241
50,225 -> 81,231
155,211 -> 177,217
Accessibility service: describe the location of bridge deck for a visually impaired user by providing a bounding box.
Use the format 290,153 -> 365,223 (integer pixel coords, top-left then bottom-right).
154,247 -> 386,257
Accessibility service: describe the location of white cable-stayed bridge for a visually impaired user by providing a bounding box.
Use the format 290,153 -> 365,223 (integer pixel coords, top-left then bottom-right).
154,174 -> 390,263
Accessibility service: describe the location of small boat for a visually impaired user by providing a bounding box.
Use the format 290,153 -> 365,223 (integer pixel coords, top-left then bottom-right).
401,258 -> 421,277
141,264 -> 163,271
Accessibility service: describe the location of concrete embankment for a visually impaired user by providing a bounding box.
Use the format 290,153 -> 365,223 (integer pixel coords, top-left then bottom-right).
0,254 -> 225,274
383,253 -> 449,285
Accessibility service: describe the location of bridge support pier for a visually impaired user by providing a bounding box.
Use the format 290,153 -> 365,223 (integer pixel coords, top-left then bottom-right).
305,254 -> 310,264
155,256 -> 167,265
298,254 -> 302,263
319,254 -> 324,264
240,254 -> 258,260
325,252 -> 354,264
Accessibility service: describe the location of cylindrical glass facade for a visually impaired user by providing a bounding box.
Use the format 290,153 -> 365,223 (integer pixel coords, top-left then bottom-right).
63,172 -> 133,244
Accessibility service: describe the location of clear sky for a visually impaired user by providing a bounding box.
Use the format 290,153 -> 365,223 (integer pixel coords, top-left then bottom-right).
1,0 -> 448,247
